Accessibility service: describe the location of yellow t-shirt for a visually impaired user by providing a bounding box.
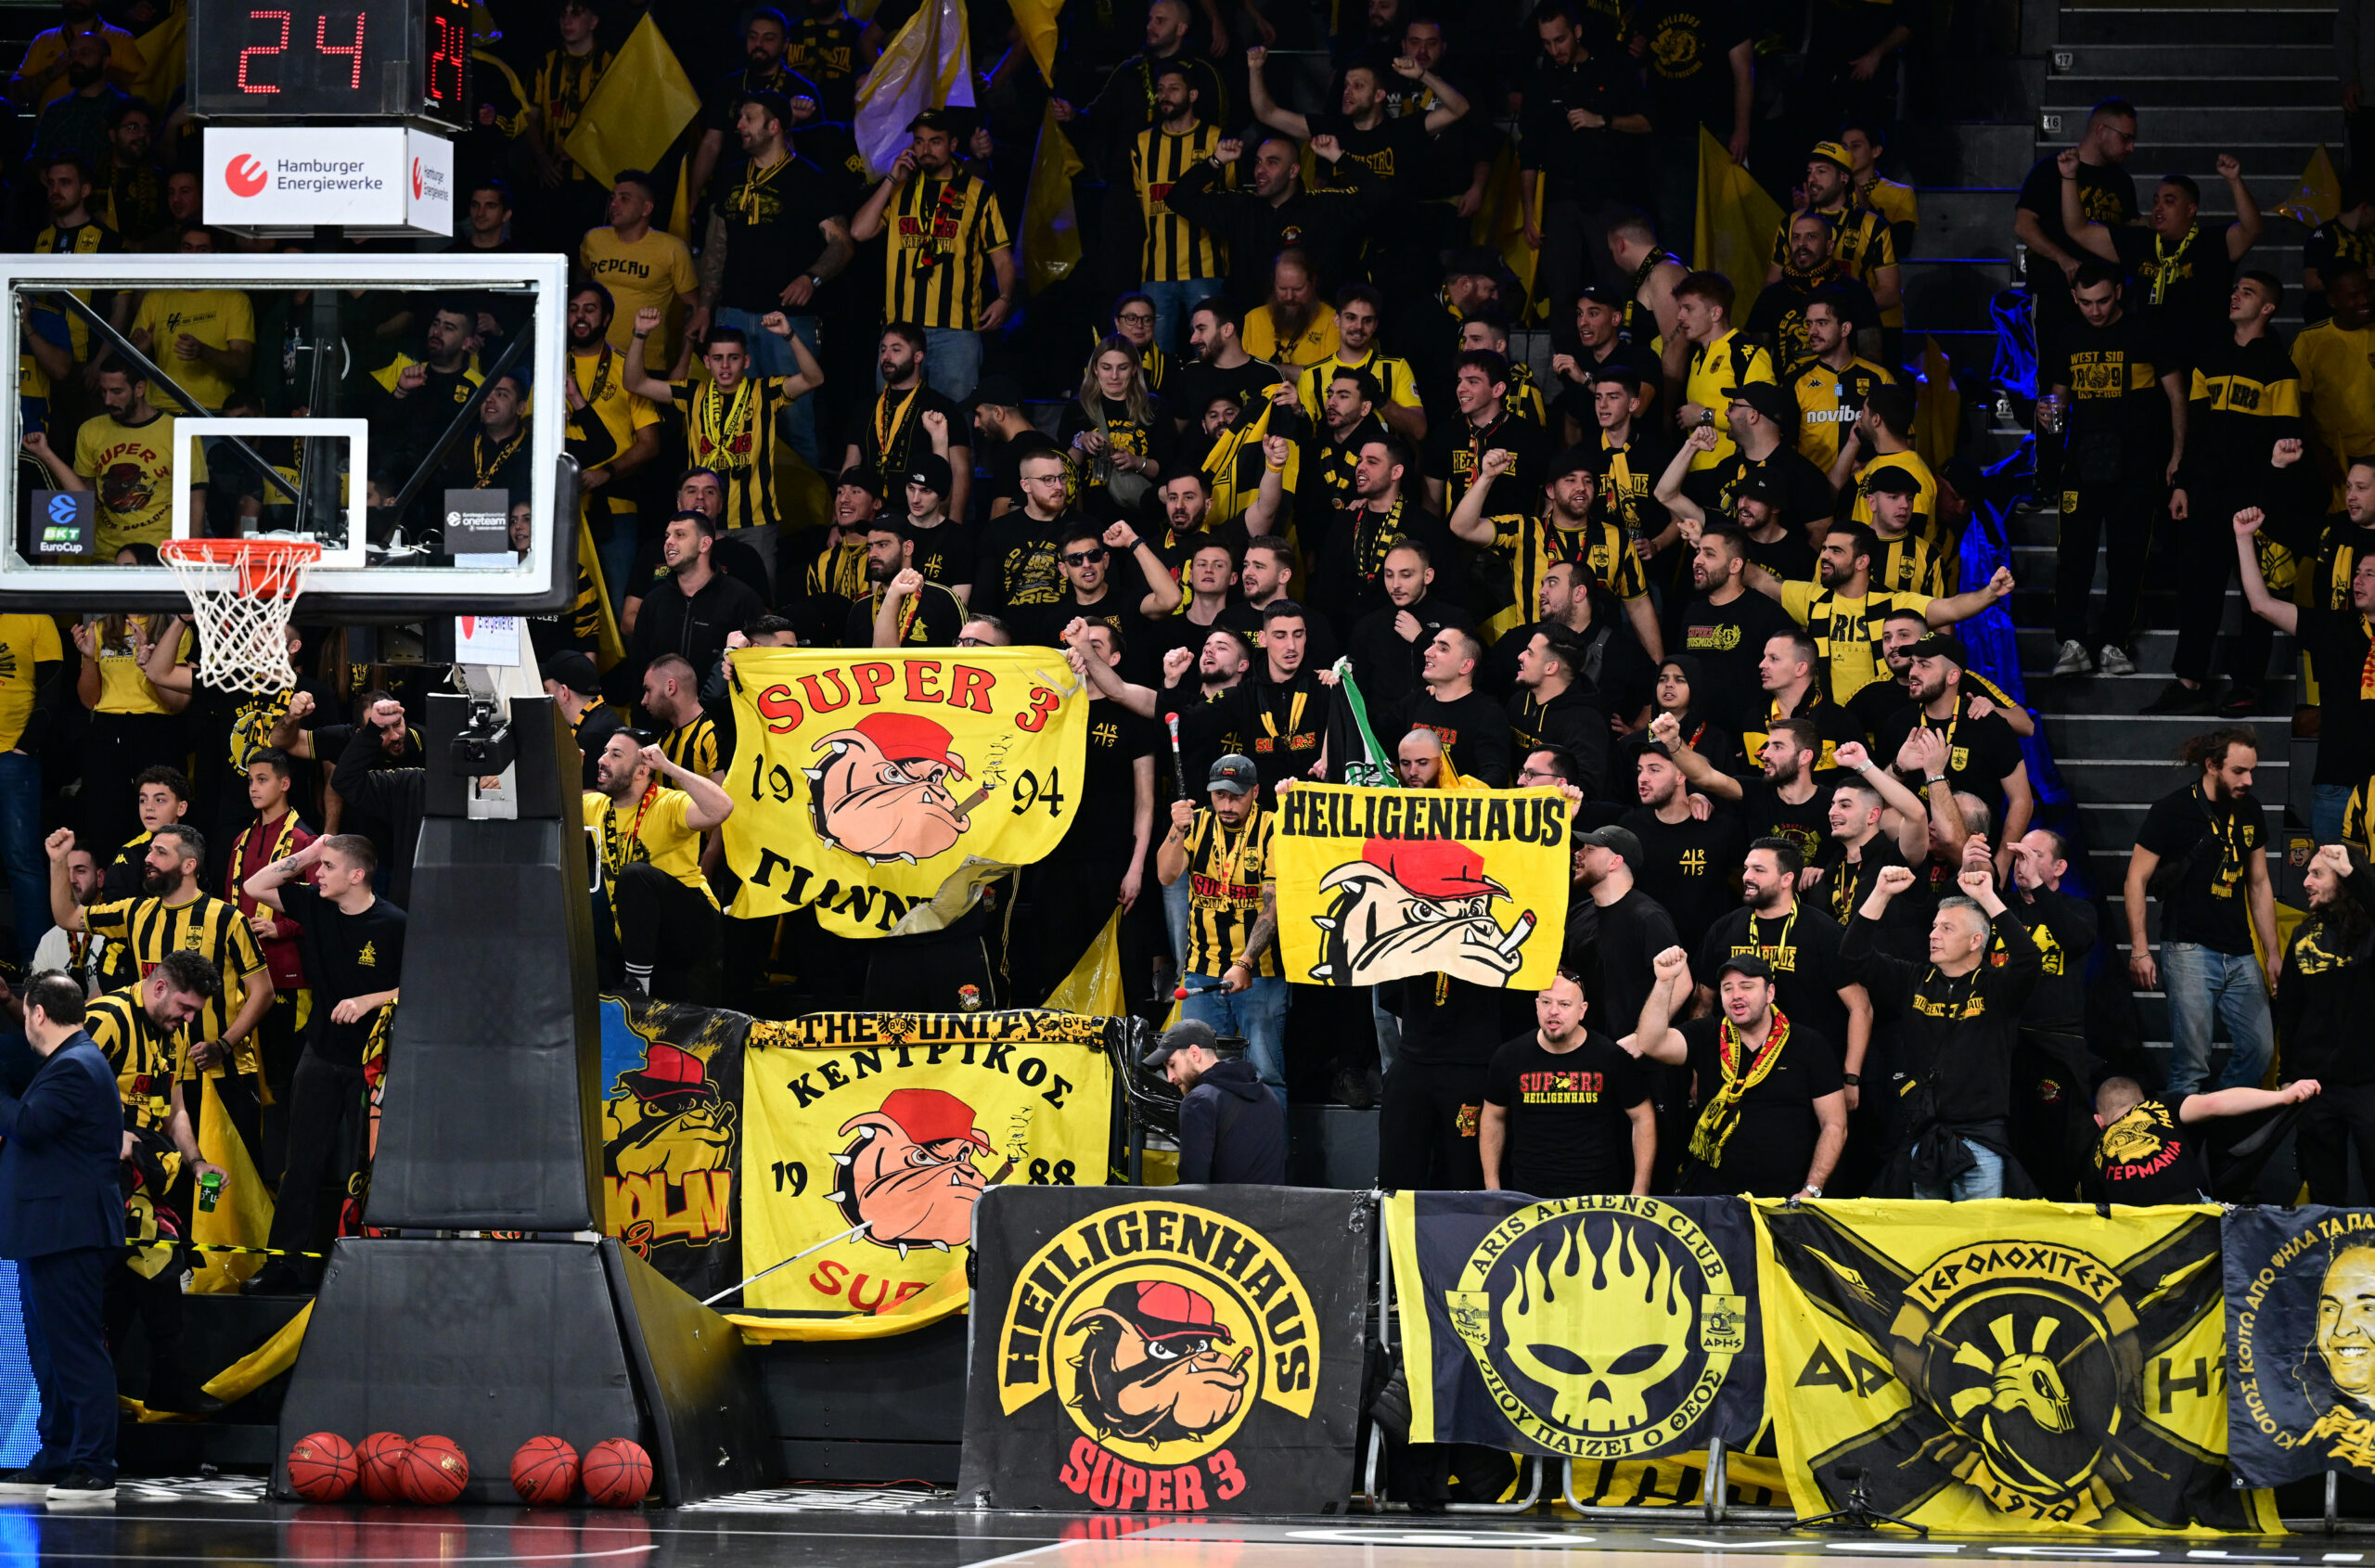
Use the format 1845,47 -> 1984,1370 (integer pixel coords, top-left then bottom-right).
1685,328 -> 1777,469
131,289 -> 256,416
2294,319 -> 2375,504
73,411 -> 205,557
0,615 -> 62,751
580,227 -> 699,365
1296,349 -> 1423,419
1242,302 -> 1341,369
93,616 -> 191,716
15,22 -> 142,107
567,347 -> 663,516
585,786 -> 715,906
1778,582 -> 1932,703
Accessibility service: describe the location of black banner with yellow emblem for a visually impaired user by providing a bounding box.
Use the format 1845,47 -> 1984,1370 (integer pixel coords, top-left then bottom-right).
1386,1190 -> 1763,1460
958,1186 -> 1371,1512
598,995 -> 747,1304
1760,1199 -> 2275,1533
2224,1204 -> 2375,1487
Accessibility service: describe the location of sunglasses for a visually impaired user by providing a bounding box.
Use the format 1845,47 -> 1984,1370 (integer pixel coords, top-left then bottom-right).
1060,547 -> 1109,566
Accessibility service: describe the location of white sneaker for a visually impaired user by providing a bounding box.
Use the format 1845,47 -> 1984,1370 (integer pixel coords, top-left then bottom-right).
44,1471 -> 113,1506
0,1471 -> 58,1497
2050,639 -> 2093,677
2097,644 -> 2137,676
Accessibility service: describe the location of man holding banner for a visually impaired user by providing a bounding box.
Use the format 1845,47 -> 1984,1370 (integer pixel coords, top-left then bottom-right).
1155,754 -> 1286,1094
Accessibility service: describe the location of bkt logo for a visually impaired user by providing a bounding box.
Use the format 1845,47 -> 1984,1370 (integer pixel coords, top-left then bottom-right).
45,495 -> 77,526
225,156 -> 267,198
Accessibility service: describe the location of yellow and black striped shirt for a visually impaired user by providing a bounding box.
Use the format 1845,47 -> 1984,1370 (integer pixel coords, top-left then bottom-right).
661,715 -> 721,778
1773,203 -> 1899,323
1868,521 -> 1957,598
671,376 -> 794,532
1490,513 -> 1650,623
1135,123 -> 1227,282
880,172 -> 1013,331
532,47 -> 611,173
1181,805 -> 1277,979
83,893 -> 266,1078
1295,348 -> 1422,421
1778,582 -> 1933,705
84,985 -> 179,1135
1786,354 -> 1894,472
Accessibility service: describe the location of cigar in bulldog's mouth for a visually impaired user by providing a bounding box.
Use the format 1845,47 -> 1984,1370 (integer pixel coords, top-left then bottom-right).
955,784 -> 994,815
1224,1344 -> 1252,1374
983,1156 -> 1017,1186
1492,910 -> 1537,958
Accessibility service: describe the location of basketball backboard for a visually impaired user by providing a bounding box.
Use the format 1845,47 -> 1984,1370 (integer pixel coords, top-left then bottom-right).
0,251 -> 574,620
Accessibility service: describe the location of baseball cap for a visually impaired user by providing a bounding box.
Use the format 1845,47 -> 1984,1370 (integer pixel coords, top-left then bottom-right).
1861,463 -> 1923,496
1728,382 -> 1792,426
1106,1279 -> 1234,1344
968,373 -> 1024,413
1716,953 -> 1775,983
1734,475 -> 1783,510
908,108 -> 962,135
836,465 -> 884,499
544,649 -> 601,697
907,453 -> 953,496
1809,140 -> 1854,172
1208,754 -> 1258,796
848,713 -> 966,773
1143,1019 -> 1220,1069
1575,283 -> 1624,310
877,1086 -> 992,1150
1546,444 -> 1606,484
1906,632 -> 1969,668
1576,824 -> 1645,868
1362,839 -> 1508,900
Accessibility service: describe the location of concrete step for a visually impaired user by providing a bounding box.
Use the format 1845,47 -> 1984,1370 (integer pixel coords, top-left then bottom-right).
1902,257 -> 2020,335
2014,626 -> 2293,675
2054,754 -> 2293,804
2052,77 -> 2343,110
2037,138 -> 2333,176
2009,590 -> 2261,636
2053,8 -> 2334,46
2037,711 -> 2292,758
2019,672 -> 2295,713
1896,121 -> 2042,190
2048,42 -> 2335,75
2039,104 -> 2344,146
1919,188 -> 2023,260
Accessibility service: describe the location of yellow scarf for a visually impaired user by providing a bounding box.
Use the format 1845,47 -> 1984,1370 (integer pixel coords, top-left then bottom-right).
1688,1009 -> 1792,1167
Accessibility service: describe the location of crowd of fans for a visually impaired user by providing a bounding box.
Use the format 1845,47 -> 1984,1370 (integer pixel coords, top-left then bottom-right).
2,0 -> 2374,1413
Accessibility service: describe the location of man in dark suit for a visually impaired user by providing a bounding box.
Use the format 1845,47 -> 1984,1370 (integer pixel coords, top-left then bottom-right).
0,972 -> 128,1503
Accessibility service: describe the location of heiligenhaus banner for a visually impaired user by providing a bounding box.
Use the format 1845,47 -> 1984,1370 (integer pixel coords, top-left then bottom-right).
958,1186 -> 1371,1512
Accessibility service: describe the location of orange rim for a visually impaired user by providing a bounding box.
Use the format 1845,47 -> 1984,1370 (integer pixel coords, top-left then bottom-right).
160,537 -> 323,598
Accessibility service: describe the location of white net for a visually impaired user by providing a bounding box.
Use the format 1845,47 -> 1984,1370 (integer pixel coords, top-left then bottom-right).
160,541 -> 319,695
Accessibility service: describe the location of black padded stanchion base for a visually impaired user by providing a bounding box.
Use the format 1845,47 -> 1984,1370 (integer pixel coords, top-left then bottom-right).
273,1235 -> 774,1504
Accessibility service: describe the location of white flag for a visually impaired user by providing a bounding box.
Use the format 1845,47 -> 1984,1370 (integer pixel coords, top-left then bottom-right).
854,0 -> 975,179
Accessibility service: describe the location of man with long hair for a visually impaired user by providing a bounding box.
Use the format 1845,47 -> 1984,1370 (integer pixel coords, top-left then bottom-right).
2281,843 -> 2375,1203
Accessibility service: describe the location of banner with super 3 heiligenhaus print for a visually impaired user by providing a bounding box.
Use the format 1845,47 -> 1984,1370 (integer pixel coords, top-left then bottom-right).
1270,784 -> 1571,990
2223,1204 -> 2375,1487
738,1010 -> 1116,1316
1758,1199 -> 2276,1534
1386,1190 -> 1764,1461
958,1186 -> 1371,1512
723,648 -> 1087,938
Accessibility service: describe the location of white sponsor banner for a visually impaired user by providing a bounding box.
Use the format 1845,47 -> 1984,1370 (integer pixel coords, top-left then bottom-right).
205,126 -> 454,234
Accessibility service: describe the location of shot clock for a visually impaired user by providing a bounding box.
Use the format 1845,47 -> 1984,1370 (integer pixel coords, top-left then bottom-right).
189,0 -> 471,124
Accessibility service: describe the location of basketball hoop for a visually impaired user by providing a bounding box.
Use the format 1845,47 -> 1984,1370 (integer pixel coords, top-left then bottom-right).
160,537 -> 323,695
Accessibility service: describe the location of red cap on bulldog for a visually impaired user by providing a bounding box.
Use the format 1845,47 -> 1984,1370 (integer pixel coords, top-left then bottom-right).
878,1086 -> 991,1150
1361,838 -> 1507,900
1109,1279 -> 1233,1343
852,713 -> 967,776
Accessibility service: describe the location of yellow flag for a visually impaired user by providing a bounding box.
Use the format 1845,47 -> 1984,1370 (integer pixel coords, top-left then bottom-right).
1043,908 -> 1124,1014
1008,0 -> 1062,85
1270,785 -> 1573,990
1695,125 -> 1786,326
561,16 -> 700,187
1911,336 -> 1960,470
187,1075 -> 274,1292
854,0 -> 973,178
1021,103 -> 1085,296
2280,143 -> 2343,227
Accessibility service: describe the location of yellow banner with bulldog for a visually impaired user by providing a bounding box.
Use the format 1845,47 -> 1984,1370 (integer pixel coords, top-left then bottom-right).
723,648 -> 1087,938
1757,1199 -> 2277,1535
1270,785 -> 1571,989
738,1009 -> 1116,1317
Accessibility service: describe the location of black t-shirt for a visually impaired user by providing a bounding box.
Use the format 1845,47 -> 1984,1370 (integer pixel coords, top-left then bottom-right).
2297,603 -> 2375,786
1688,444 -> 1837,534
713,152 -> 847,313
1742,527 -> 1818,586
2048,307 -> 2175,481
1675,1012 -> 1842,1197
1585,886 -> 1682,1034
1696,903 -> 1856,1049
1670,590 -> 1797,731
1399,688 -> 1513,786
1870,697 -> 2026,808
2005,884 -> 2097,1030
2107,222 -> 2233,368
841,583 -> 966,648
1737,779 -> 1829,870
1621,805 -> 1747,954
1815,834 -> 1931,959
1165,358 -> 1283,435
2094,1098 -> 2209,1204
279,881 -> 406,1067
844,385 -> 967,485
905,517 -> 978,592
2136,785 -> 2268,955
1306,109 -> 1432,196
1632,0 -> 1749,135
1517,54 -> 1648,208
2013,154 -> 2139,291
1485,1029 -> 1650,1198
1048,698 -> 1158,865
972,512 -> 1068,623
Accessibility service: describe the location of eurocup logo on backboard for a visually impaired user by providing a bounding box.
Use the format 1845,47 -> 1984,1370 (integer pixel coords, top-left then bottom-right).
46,495 -> 76,526
225,155 -> 266,198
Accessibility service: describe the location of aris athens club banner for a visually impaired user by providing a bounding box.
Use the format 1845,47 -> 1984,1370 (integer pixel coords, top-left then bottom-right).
958,1186 -> 1371,1513
597,995 -> 748,1304
2223,1204 -> 2375,1486
739,1010 -> 1117,1314
1758,1200 -> 2274,1534
1270,784 -> 1572,989
723,648 -> 1087,938
1386,1191 -> 1764,1461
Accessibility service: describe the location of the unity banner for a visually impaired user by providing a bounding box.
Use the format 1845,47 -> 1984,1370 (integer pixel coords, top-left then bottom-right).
597,995 -> 748,1304
1270,783 -> 1572,989
738,1009 -> 1117,1315
2224,1204 -> 2375,1487
958,1186 -> 1371,1512
1386,1191 -> 1763,1461
722,647 -> 1087,937
1758,1200 -> 2272,1534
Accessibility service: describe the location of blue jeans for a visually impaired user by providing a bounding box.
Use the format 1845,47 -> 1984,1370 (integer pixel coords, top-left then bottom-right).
1162,875 -> 1190,967
2162,941 -> 2275,1097
1912,1139 -> 2006,1201
716,308 -> 820,465
1180,974 -> 1288,1099
2317,781 -> 2353,849
1138,280 -> 1211,356
0,751 -> 44,970
922,327 -> 982,402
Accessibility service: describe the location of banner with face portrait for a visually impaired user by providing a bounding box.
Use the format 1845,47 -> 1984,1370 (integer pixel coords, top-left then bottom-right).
958,1186 -> 1372,1513
597,994 -> 747,1304
1386,1190 -> 1764,1461
1269,784 -> 1572,990
2223,1205 -> 2375,1486
721,648 -> 1087,940
738,1010 -> 1118,1317
1759,1199 -> 2275,1534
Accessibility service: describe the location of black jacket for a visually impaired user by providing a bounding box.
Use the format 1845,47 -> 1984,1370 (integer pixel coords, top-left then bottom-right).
1164,158 -> 1387,305
1177,1058 -> 1286,1184
627,571 -> 766,687
333,726 -> 426,910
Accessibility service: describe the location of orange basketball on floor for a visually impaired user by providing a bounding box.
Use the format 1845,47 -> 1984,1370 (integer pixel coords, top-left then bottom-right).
400,1436 -> 469,1505
510,1435 -> 579,1505
286,1432 -> 358,1502
580,1438 -> 651,1508
356,1432 -> 412,1504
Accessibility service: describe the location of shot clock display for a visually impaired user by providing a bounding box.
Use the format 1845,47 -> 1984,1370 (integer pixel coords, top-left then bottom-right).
189,0 -> 470,123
